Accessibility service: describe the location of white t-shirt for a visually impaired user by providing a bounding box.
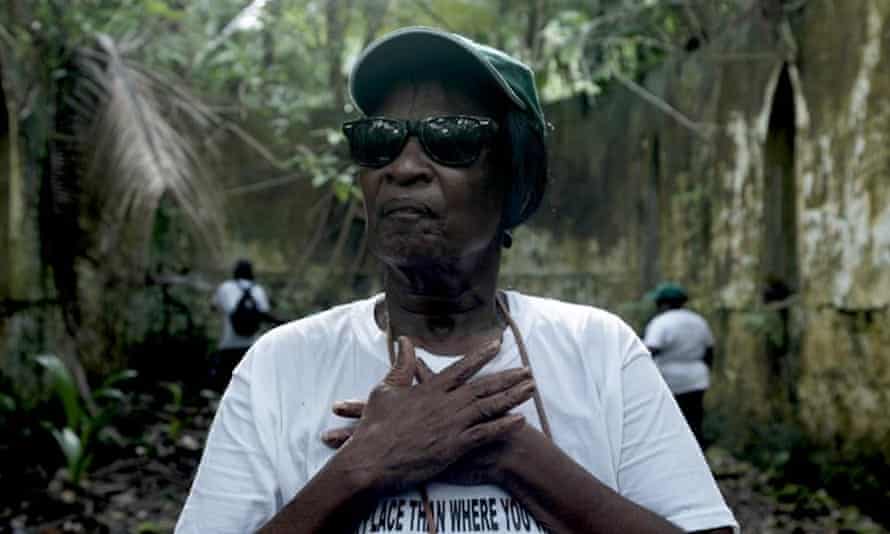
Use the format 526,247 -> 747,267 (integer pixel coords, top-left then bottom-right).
643,308 -> 715,395
177,292 -> 737,533
213,279 -> 271,349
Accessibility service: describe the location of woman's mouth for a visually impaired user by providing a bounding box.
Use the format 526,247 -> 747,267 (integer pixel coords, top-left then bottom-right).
380,199 -> 436,219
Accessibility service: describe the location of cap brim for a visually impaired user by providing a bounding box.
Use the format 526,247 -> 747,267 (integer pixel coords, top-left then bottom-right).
348,26 -> 525,116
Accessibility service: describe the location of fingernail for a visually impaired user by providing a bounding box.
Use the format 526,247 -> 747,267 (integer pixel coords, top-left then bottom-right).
333,401 -> 347,411
507,413 -> 525,424
321,430 -> 333,441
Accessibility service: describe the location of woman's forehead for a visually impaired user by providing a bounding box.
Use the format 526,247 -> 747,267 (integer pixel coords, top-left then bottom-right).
374,79 -> 494,118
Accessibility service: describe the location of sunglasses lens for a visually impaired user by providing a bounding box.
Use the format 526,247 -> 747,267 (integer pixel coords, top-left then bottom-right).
346,119 -> 406,167
423,117 -> 487,166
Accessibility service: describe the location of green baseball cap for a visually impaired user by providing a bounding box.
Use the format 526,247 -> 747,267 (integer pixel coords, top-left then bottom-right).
348,26 -> 547,133
647,282 -> 689,304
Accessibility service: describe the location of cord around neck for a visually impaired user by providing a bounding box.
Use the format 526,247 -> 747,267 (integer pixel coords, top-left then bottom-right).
383,290 -> 552,534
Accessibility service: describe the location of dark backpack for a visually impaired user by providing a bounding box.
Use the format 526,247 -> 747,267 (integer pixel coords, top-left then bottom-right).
229,284 -> 263,336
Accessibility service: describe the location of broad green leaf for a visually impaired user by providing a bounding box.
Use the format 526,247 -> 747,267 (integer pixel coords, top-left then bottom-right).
102,369 -> 138,388
36,355 -> 82,430
94,388 -> 126,403
51,426 -> 83,469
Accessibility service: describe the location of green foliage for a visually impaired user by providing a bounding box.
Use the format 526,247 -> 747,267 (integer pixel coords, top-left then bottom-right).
135,521 -> 166,534
298,128 -> 359,201
45,426 -> 93,488
725,417 -> 890,528
36,355 -> 137,486
0,393 -> 15,413
3,0 -> 749,198
36,355 -> 81,430
614,297 -> 657,333
741,308 -> 787,348
160,381 -> 185,441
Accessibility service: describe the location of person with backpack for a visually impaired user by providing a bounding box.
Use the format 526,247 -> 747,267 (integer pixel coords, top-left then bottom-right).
209,259 -> 274,392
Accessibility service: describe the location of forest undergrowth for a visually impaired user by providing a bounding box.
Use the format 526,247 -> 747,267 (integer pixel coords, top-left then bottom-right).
2,380 -> 887,534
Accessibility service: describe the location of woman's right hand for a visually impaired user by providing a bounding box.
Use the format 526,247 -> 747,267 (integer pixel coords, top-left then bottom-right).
327,336 -> 535,495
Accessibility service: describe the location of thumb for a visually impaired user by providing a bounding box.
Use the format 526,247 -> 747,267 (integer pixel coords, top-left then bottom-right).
384,336 -> 417,387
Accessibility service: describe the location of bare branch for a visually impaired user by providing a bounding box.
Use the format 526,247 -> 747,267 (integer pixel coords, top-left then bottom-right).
222,121 -> 294,170
225,173 -> 304,196
330,194 -> 359,266
611,71 -> 714,140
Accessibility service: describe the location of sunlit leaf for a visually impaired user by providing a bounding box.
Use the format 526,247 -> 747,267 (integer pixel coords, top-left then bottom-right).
102,369 -> 138,389
50,426 -> 83,469
333,181 -> 353,203
94,388 -> 125,403
36,355 -> 81,430
145,0 -> 186,22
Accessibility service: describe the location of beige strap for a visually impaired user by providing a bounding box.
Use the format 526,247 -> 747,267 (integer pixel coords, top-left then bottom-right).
383,292 -> 551,534
495,292 -> 552,440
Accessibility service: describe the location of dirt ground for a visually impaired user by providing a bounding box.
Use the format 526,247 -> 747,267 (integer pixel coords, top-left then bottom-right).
6,400 -> 888,534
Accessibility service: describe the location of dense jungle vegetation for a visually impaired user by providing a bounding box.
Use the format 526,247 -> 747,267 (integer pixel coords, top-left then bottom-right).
1,0 -> 887,532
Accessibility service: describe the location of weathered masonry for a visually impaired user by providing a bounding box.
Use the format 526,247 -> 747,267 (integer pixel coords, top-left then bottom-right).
503,0 -> 890,462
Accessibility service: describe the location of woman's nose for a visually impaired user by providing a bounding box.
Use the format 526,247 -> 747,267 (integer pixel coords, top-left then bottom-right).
384,137 -> 433,186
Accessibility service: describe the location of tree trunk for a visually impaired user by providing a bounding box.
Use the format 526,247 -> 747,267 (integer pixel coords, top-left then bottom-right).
0,48 -> 25,300
329,194 -> 358,267
326,0 -> 355,112
525,0 -> 548,62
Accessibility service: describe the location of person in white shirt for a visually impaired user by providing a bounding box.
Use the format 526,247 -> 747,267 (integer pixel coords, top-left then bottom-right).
178,27 -> 737,534
210,258 -> 272,392
643,282 -> 715,446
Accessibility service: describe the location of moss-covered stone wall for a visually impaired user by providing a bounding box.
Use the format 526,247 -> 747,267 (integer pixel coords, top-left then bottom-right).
500,0 -> 890,460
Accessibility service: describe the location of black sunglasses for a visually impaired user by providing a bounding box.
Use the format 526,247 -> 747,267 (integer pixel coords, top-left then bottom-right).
342,115 -> 499,168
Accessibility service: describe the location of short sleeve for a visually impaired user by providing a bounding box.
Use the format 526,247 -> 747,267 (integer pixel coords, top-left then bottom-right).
704,322 -> 715,348
254,285 -> 271,312
642,316 -> 668,351
617,333 -> 738,531
175,350 -> 279,533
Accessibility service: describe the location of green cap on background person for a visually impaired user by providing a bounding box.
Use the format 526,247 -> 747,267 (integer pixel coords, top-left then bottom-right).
647,282 -> 689,305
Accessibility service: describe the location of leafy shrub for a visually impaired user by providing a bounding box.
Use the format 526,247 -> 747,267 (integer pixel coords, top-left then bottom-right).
37,354 -> 137,486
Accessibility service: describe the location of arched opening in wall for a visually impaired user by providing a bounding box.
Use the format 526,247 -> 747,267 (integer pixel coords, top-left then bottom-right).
0,76 -> 10,297
761,64 -> 799,405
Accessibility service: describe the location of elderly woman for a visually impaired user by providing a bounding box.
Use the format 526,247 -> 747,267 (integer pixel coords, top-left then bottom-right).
177,27 -> 737,534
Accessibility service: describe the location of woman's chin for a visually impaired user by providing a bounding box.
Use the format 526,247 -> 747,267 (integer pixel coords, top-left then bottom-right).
373,235 -> 451,265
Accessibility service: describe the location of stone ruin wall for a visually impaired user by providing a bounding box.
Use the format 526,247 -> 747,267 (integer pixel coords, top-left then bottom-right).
502,0 -> 890,458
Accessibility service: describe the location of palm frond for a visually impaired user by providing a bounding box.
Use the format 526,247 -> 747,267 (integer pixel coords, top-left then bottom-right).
76,34 -> 225,261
